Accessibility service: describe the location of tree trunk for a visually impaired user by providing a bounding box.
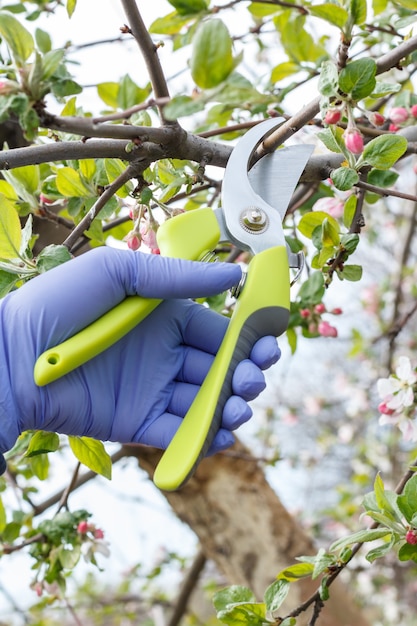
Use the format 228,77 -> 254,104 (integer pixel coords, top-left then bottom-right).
123,440 -> 370,626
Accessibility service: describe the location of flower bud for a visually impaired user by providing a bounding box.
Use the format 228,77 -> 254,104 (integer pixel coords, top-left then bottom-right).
318,320 -> 338,337
406,529 -> 417,545
312,196 -> 344,219
343,128 -> 364,155
94,528 -> 105,540
378,401 -> 395,416
367,112 -> 385,127
314,303 -> 326,314
324,109 -> 341,125
411,104 -> 417,119
125,230 -> 141,251
300,308 -> 311,319
331,307 -> 343,315
77,521 -> 89,534
389,107 -> 408,125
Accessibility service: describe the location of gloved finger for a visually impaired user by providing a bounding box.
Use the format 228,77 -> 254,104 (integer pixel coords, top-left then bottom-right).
10,247 -> 241,346
177,347 -> 266,401
136,412 -> 235,455
249,336 -> 281,370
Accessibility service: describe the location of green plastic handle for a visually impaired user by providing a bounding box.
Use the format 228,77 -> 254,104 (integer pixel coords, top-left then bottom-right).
33,208 -> 221,386
153,245 -> 290,491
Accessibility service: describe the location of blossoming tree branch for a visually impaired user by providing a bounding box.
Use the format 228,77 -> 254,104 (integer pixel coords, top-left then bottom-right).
0,0 -> 416,624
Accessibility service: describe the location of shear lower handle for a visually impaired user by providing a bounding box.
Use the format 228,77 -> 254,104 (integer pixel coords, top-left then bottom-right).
34,297 -> 161,386
153,245 -> 290,491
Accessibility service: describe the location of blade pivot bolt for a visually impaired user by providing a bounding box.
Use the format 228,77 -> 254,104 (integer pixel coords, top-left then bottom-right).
240,207 -> 268,233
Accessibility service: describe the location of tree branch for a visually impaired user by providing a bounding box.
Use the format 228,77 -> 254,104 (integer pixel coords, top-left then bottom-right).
120,0 -> 171,121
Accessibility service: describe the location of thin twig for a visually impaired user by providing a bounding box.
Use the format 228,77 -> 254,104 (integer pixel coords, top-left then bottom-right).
167,549 -> 207,626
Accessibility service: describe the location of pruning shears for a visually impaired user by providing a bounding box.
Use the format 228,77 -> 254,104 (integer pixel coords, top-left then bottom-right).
33,118 -> 313,491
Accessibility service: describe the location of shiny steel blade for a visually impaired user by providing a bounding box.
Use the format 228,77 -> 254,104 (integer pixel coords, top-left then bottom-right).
248,144 -> 314,221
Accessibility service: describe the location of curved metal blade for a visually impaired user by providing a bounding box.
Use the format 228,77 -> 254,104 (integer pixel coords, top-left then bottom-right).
220,119 -> 313,254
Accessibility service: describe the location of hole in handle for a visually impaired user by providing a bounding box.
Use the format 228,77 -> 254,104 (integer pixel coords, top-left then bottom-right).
47,353 -> 60,365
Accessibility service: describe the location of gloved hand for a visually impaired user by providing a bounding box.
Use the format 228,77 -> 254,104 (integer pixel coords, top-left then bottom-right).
0,247 -> 280,471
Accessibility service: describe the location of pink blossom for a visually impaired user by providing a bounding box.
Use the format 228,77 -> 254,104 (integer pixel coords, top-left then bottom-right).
367,112 -> 385,127
77,521 -> 89,534
94,528 -> 105,540
318,320 -> 338,337
406,530 -> 417,545
125,230 -> 141,251
314,303 -> 326,314
324,109 -> 341,125
343,128 -> 364,154
389,107 -> 409,125
300,308 -> 310,319
378,401 -> 395,416
312,196 -> 344,219
140,219 -> 159,251
331,307 -> 343,315
389,123 -> 400,132
411,104 -> 417,119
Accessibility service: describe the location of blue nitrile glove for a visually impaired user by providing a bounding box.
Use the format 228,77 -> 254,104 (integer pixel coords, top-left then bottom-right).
0,247 -> 280,472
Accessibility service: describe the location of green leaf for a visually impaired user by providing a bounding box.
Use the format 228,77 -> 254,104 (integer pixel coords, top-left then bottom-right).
366,534 -> 396,563
190,19 -> 234,89
349,0 -> 367,24
298,211 -> 340,239
264,579 -> 290,612
271,61 -> 299,83
25,431 -> 60,457
322,217 -> 340,247
398,542 -> 417,562
318,60 -> 339,97
117,74 -> 149,110
0,11 -> 34,65
35,27 -> 52,53
30,453 -> 50,480
340,233 -> 359,254
343,195 -> 357,228
10,164 -> 39,195
66,0 -> 77,17
337,264 -> 363,281
56,167 -> 92,197
370,81 -> 401,98
104,158 -> 133,197
277,562 -> 314,581
42,49 -> 65,79
36,244 -> 72,273
310,4 -> 348,28
0,195 -> 21,259
68,436 -> 112,479
213,586 -> 256,612
167,0 -> 208,14
59,544 -> 81,569
330,528 -> 392,552
0,270 -> 17,298
312,549 -> 337,579
317,126 -> 345,153
0,497 -> 6,533
163,95 -> 206,120
339,58 -> 376,100
397,474 -> 417,523
217,602 -> 267,626
149,11 -> 191,35
331,167 -> 359,191
360,134 -> 407,170
97,82 -> 119,108
298,271 -> 325,304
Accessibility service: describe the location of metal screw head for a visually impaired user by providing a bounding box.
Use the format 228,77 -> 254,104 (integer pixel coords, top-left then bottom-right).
240,207 -> 268,232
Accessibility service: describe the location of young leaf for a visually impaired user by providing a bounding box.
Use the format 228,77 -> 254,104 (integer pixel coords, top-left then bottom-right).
217,602 -> 267,626
337,264 -> 363,281
0,497 -> 6,533
56,167 -> 92,197
66,0 -> 77,18
0,270 -> 18,298
349,0 -> 367,24
318,60 -> 339,97
360,134 -> 407,169
0,11 -> 34,66
310,4 -> 349,28
298,271 -> 325,304
213,586 -> 256,611
0,195 -> 21,259
168,0 -> 208,14
322,217 -> 340,247
68,437 -> 112,480
339,58 -> 376,100
331,167 -> 359,191
36,244 -> 72,273
330,528 -> 391,552
343,195 -> 357,229
264,579 -> 290,612
277,562 -> 314,581
398,542 -> 417,563
298,211 -> 340,239
25,431 -> 60,457
190,19 -> 234,89
397,474 -> 417,523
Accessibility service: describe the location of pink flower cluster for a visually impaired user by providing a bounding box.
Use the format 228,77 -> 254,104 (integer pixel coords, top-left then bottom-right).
312,195 -> 344,219
124,204 -> 160,254
77,520 -> 105,539
300,302 -> 342,337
